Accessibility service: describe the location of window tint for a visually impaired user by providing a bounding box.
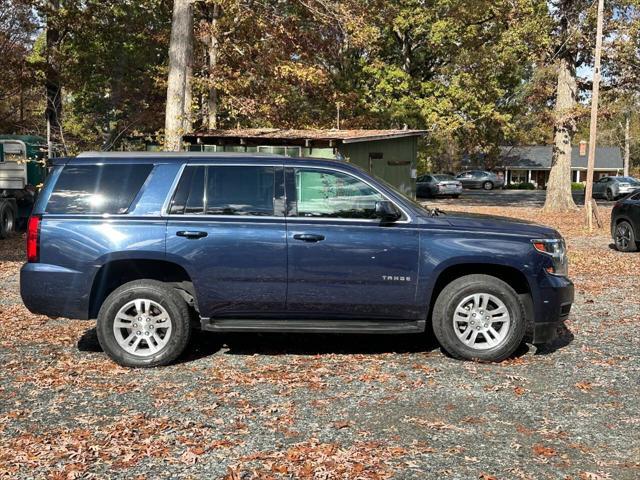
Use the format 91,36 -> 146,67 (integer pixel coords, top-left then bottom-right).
170,165 -> 275,216
288,168 -> 384,219
206,166 -> 274,216
46,164 -> 152,214
170,166 -> 205,214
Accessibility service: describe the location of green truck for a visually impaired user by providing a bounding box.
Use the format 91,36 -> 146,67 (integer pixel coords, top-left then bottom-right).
0,135 -> 49,238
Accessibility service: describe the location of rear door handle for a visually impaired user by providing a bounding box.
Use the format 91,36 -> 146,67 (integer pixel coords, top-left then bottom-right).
293,233 -> 325,243
176,230 -> 208,239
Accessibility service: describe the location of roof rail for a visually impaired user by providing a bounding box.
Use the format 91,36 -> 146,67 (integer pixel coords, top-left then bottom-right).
76,151 -> 286,158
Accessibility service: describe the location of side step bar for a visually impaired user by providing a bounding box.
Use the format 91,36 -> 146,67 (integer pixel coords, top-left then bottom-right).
200,318 -> 426,334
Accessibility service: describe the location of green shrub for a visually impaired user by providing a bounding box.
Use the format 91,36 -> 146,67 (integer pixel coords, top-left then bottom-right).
571,182 -> 585,191
506,182 -> 536,190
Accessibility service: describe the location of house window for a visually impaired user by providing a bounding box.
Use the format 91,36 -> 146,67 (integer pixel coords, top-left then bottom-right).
258,146 -> 301,157
510,170 -> 528,184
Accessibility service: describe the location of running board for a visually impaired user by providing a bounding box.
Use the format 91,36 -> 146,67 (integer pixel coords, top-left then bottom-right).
200,318 -> 425,334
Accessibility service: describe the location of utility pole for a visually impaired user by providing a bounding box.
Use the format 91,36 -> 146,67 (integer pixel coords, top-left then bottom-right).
584,0 -> 605,230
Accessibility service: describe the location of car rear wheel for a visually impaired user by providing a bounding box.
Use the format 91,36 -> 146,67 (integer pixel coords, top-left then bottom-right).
614,221 -> 638,252
482,181 -> 494,190
432,274 -> 526,362
606,189 -> 614,201
0,203 -> 15,239
97,280 -> 192,367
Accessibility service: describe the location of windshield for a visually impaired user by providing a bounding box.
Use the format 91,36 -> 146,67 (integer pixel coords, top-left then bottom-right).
616,177 -> 640,185
433,174 -> 455,181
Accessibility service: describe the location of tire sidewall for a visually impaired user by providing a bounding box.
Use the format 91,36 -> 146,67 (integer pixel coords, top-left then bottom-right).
0,203 -> 13,239
615,221 -> 637,252
97,281 -> 191,367
433,276 -> 525,362
483,181 -> 493,190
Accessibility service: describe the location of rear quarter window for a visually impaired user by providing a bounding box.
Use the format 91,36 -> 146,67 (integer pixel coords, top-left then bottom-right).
46,164 -> 153,214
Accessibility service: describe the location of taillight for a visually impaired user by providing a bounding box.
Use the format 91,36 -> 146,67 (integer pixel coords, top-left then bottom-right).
27,215 -> 41,263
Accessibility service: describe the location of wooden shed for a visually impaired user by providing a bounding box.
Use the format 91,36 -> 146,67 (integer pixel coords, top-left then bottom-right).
183,129 -> 426,198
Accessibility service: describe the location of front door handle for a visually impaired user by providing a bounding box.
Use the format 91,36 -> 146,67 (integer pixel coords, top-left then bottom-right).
176,230 -> 208,239
293,233 -> 325,243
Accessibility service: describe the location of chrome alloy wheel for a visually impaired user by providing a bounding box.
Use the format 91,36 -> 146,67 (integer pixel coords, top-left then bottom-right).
615,223 -> 632,250
452,293 -> 511,350
113,299 -> 172,357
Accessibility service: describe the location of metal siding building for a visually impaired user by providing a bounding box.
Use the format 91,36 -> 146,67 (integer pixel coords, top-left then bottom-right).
183,129 -> 426,198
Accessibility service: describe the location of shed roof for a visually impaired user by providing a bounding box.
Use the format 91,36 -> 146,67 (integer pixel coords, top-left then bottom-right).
184,128 -> 427,145
498,145 -> 622,170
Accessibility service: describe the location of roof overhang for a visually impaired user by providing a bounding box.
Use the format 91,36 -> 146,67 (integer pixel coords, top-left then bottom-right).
184,129 -> 428,148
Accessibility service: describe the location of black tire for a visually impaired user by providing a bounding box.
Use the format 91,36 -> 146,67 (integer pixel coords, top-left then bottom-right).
606,189 -> 614,201
432,274 -> 526,362
0,202 -> 15,239
96,280 -> 192,368
452,194 -> 460,199
483,181 -> 494,190
614,220 -> 638,252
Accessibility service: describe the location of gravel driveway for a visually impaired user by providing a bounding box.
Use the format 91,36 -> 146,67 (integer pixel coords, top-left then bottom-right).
1,206 -> 638,480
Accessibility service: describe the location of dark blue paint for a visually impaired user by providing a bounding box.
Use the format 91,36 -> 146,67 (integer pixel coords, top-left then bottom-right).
21,155 -> 573,335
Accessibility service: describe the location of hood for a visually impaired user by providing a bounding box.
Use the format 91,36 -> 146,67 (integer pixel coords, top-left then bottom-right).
421,211 -> 560,239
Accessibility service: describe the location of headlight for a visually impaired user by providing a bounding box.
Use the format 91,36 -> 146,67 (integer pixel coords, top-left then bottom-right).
531,238 -> 568,276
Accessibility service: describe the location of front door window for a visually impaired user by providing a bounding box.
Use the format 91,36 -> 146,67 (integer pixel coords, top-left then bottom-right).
288,168 -> 384,219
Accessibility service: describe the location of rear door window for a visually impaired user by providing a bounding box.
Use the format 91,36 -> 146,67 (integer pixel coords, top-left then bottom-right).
46,164 -> 153,214
170,165 -> 276,216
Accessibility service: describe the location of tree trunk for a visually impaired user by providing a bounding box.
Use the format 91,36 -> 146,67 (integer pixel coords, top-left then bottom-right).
45,0 -> 63,156
623,113 -> 630,177
543,56 -> 578,212
183,6 -> 194,134
165,0 -> 193,151
207,3 -> 220,130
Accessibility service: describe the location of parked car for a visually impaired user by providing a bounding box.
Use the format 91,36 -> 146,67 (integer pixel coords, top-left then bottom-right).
455,170 -> 505,190
611,190 -> 640,252
21,153 -> 573,367
592,176 -> 640,201
416,174 -> 463,198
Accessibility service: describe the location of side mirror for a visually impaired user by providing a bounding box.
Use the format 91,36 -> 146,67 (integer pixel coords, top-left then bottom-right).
375,200 -> 401,222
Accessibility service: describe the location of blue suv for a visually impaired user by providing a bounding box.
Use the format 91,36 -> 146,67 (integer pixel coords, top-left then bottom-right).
21,153 -> 574,367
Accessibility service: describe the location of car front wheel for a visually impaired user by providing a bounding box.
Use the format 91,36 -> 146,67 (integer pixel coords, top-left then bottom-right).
614,221 -> 638,252
97,280 -> 192,368
432,274 -> 526,362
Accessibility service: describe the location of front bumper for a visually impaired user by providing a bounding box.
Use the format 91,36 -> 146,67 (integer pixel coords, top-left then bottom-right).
531,274 -> 574,344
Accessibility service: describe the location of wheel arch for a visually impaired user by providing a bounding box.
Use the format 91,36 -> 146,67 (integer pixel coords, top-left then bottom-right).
426,262 -> 534,336
89,259 -> 196,319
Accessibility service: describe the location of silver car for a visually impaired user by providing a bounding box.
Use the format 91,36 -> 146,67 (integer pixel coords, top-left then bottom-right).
455,170 -> 505,190
416,174 -> 463,198
592,176 -> 640,201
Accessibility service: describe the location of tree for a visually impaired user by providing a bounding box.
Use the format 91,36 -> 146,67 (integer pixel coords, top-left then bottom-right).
347,0 -> 551,161
0,1 -> 41,134
165,0 -> 193,151
543,0 -> 640,212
